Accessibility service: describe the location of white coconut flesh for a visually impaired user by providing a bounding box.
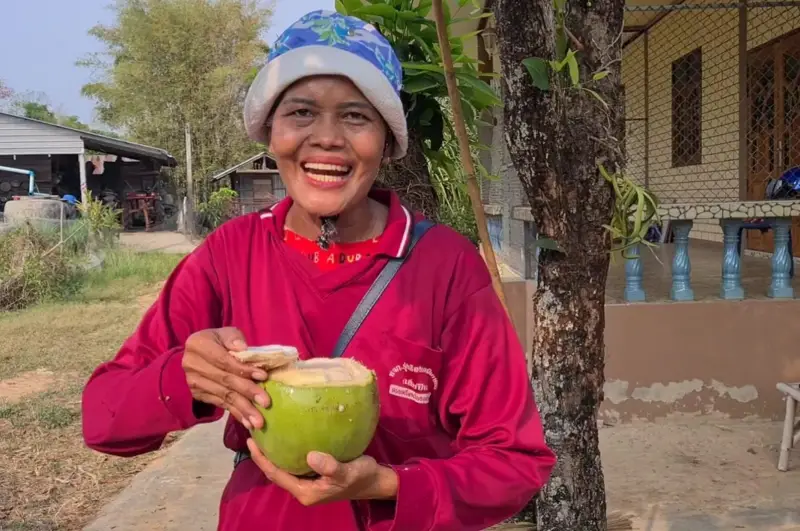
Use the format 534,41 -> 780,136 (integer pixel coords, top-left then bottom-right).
269,358 -> 374,388
232,345 -> 299,370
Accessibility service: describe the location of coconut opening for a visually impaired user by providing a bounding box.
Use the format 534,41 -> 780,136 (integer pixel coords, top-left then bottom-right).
269,358 -> 373,388
232,345 -> 299,370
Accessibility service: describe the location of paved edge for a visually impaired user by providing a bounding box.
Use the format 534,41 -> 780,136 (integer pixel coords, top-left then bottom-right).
83,421 -> 230,531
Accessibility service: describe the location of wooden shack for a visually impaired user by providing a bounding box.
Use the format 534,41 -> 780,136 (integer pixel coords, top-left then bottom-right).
210,152 -> 284,214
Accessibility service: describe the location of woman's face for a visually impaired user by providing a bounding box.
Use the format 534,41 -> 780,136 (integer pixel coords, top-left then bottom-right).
268,75 -> 389,218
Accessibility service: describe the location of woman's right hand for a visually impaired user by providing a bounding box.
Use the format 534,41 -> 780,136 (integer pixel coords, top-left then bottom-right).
182,327 -> 271,430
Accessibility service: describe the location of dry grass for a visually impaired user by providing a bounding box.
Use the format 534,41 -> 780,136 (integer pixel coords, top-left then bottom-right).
0,252 -> 183,530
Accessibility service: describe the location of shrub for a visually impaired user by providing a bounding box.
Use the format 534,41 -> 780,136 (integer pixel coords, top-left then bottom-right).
0,224 -> 83,311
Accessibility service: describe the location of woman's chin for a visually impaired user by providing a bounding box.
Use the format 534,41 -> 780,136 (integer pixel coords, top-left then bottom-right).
296,196 -> 348,219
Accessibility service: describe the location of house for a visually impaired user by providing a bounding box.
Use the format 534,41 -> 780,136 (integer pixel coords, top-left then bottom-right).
466,0 -> 800,270
0,112 -> 177,215
449,0 -> 800,423
210,152 -> 284,214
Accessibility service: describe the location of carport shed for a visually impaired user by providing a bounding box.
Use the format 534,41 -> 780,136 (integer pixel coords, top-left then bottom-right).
0,112 -> 176,208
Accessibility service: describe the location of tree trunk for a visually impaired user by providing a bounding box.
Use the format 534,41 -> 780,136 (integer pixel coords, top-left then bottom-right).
377,127 -> 440,220
493,0 -> 624,529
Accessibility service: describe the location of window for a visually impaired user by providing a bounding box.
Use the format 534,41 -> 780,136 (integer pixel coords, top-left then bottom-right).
672,48 -> 702,167
272,176 -> 287,199
487,214 -> 503,252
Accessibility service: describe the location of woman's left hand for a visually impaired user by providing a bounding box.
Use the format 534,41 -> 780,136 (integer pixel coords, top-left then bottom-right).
246,438 -> 398,505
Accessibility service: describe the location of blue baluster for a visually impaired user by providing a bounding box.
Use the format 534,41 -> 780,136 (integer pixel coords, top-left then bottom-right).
624,244 -> 646,302
720,219 -> 744,300
769,218 -> 794,299
670,220 -> 694,301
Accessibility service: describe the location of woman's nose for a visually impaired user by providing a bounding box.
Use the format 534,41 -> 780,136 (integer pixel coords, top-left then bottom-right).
309,114 -> 345,149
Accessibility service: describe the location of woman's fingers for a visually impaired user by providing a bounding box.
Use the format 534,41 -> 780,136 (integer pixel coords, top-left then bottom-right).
214,327 -> 248,352
192,387 -> 252,429
187,371 -> 265,429
186,330 -> 268,381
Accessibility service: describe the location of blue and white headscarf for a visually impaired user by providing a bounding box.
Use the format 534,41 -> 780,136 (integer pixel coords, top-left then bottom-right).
244,10 -> 407,159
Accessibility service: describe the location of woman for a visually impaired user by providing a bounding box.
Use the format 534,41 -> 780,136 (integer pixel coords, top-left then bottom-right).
82,10 -> 555,531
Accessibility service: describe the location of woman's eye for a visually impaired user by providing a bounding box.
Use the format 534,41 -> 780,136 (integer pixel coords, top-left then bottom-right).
344,112 -> 368,122
291,109 -> 312,118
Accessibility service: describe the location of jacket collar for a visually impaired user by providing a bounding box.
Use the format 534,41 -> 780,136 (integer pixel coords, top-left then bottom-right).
259,188 -> 415,259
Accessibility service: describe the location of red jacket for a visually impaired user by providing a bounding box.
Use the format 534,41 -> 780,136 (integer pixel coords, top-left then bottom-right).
81,190 -> 555,530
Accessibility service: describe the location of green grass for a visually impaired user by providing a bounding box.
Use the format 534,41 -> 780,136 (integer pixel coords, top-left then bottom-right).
76,249 -> 185,302
0,248 -> 186,530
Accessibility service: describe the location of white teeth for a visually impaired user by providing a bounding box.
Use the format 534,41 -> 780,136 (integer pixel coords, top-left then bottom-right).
307,172 -> 345,183
303,162 -> 351,173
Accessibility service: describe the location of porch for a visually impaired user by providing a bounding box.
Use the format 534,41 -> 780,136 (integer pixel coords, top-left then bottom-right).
605,238 -> 799,303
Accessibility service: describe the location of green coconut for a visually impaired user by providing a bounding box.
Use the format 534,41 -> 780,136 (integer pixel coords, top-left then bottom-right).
243,350 -> 379,477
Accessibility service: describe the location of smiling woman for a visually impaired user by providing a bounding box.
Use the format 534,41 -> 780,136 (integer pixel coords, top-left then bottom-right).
268,77 -> 390,243
80,9 -> 556,531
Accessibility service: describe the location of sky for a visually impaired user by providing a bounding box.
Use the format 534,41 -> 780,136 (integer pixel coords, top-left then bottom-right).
0,0 -> 332,127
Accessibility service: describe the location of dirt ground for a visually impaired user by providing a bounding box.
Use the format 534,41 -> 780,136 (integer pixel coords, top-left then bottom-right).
601,419 -> 800,530
0,271 -> 178,530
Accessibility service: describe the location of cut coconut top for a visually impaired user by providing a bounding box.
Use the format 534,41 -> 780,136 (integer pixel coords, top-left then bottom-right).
232,345 -> 299,370
270,358 -> 374,388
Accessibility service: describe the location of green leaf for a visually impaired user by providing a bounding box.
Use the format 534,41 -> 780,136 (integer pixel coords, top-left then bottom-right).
353,4 -> 399,18
402,61 -> 444,73
458,0 -> 470,6
534,237 -> 562,252
555,30 -> 568,62
341,0 -> 364,14
397,10 -> 427,22
566,51 -> 580,86
336,0 -> 348,14
522,57 -> 550,91
456,29 -> 483,42
452,12 -> 493,23
403,74 -> 441,93
592,70 -> 610,81
416,0 -> 432,16
457,74 -> 501,107
583,88 -> 609,110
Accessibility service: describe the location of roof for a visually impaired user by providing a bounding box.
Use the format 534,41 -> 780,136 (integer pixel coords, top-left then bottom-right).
0,112 -> 177,166
210,152 -> 279,182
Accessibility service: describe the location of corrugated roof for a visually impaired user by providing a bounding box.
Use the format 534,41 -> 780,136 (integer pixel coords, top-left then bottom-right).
0,112 -> 177,166
210,152 -> 279,182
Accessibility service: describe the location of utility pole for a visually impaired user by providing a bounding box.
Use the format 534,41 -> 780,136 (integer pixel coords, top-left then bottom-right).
185,122 -> 195,238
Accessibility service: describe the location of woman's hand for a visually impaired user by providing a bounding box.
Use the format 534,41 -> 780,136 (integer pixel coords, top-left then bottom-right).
182,327 -> 270,430
246,438 -> 399,505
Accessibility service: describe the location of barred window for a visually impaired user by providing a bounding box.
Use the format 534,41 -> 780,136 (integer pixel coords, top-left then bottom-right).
671,48 -> 703,167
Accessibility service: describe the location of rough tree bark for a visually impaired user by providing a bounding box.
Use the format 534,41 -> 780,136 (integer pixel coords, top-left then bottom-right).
493,0 -> 624,529
377,127 -> 440,220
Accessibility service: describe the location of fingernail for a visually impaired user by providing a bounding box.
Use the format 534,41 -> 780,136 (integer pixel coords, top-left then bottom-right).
232,339 -> 246,350
255,394 -> 269,407
242,418 -> 252,430
307,451 -> 324,468
252,370 -> 268,381
249,415 -> 261,428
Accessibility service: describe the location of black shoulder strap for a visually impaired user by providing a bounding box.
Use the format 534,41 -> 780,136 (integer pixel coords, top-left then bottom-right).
330,219 -> 435,358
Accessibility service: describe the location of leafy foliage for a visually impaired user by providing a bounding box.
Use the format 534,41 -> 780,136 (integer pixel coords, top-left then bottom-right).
197,186 -> 239,231
79,0 -> 271,200
0,225 -> 84,312
523,32 -> 660,258
77,190 -> 123,248
338,0 -> 498,239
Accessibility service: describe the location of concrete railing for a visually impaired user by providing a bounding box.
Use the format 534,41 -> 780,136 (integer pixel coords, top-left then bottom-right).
512,200 -> 800,302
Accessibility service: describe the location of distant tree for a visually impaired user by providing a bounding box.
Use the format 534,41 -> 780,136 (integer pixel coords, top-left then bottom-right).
20,101 -> 58,124
80,0 -> 271,200
0,79 -> 13,103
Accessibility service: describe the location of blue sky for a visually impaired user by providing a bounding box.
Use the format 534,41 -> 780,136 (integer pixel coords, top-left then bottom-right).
0,0 -> 331,126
